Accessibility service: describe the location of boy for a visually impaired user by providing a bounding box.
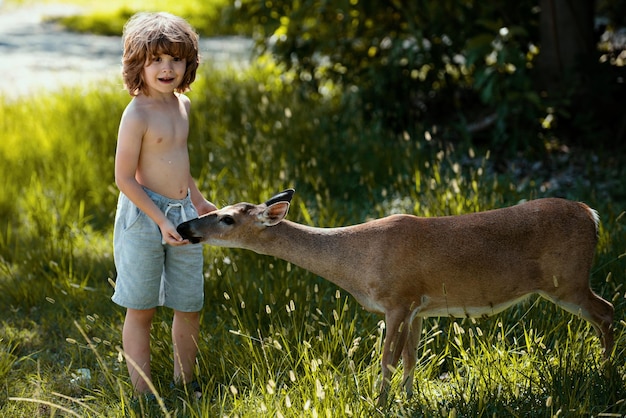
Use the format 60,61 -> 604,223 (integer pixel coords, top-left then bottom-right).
112,12 -> 216,398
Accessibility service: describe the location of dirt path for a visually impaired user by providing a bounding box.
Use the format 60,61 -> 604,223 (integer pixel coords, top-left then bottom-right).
0,3 -> 253,99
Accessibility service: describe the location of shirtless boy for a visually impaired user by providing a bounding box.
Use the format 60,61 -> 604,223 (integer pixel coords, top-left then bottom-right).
112,12 -> 216,399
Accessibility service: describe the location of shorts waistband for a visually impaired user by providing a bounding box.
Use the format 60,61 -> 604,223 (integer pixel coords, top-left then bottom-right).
142,186 -> 192,208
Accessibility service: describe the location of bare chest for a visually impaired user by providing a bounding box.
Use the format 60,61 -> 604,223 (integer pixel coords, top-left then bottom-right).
143,109 -> 189,147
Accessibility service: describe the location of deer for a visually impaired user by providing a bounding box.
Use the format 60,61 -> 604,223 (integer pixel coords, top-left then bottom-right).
176,189 -> 614,406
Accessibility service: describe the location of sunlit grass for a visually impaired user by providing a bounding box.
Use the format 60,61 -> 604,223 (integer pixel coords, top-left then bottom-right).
1,59 -> 625,416
2,0 -> 236,37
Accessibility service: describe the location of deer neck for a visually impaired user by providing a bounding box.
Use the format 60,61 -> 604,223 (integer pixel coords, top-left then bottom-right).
250,220 -> 355,285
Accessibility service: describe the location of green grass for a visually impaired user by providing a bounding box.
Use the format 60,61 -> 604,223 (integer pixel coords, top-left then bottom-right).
1,58 -> 625,417
4,0 -> 240,37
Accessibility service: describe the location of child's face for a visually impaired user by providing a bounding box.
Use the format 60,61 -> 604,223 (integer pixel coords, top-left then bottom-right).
142,53 -> 187,95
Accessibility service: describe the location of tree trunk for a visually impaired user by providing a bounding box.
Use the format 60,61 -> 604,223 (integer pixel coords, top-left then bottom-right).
536,0 -> 596,91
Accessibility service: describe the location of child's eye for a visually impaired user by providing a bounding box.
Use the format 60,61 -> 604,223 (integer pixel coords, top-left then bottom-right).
173,57 -> 182,61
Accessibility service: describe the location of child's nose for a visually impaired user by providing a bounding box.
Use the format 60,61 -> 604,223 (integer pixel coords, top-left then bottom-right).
161,59 -> 174,70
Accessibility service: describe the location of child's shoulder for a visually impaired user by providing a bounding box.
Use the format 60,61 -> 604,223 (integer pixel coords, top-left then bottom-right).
176,92 -> 191,105
122,96 -> 149,120
174,92 -> 191,114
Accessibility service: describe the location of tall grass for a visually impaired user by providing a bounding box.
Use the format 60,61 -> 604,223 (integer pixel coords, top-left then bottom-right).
1,61 -> 625,417
14,0 -> 236,37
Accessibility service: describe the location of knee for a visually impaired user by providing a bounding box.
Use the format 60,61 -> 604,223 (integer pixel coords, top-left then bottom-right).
173,310 -> 200,326
126,308 -> 156,324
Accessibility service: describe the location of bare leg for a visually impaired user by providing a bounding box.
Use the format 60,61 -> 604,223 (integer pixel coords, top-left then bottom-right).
123,308 -> 156,394
172,310 -> 200,384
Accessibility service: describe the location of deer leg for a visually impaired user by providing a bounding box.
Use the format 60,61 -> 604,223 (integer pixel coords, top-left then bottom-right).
585,292 -> 614,357
401,316 -> 423,399
378,310 -> 411,407
542,287 -> 614,357
570,290 -> 614,357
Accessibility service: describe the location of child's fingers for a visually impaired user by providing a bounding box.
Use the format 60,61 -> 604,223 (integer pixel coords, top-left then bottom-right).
165,237 -> 189,246
162,229 -> 189,246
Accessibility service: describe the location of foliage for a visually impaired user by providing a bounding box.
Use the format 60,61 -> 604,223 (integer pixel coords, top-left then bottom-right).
233,0 -> 543,153
231,0 -> 626,157
1,60 -> 625,416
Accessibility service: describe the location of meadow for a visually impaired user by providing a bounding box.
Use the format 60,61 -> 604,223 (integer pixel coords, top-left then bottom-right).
1,52 -> 625,417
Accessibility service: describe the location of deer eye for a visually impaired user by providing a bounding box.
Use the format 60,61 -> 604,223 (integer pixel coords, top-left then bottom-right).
221,215 -> 235,225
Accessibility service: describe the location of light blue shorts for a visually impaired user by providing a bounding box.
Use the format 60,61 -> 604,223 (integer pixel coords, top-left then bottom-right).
112,188 -> 204,312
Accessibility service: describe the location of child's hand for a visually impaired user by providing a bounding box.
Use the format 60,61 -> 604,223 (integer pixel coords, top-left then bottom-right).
195,200 -> 218,217
160,220 -> 190,246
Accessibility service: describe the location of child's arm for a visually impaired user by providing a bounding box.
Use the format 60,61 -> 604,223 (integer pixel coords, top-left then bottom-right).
115,107 -> 188,245
188,174 -> 217,216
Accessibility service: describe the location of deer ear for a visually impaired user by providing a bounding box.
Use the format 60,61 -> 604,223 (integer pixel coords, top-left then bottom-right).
264,189 -> 295,206
260,202 -> 290,226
